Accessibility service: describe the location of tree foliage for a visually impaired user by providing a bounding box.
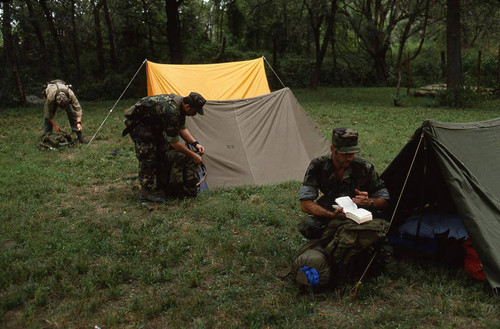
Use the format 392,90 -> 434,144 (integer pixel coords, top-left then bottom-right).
0,0 -> 499,104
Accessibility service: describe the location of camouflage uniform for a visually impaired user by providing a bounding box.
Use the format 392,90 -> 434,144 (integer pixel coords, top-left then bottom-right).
124,93 -> 202,199
298,128 -> 390,281
125,94 -> 186,197
42,80 -> 83,136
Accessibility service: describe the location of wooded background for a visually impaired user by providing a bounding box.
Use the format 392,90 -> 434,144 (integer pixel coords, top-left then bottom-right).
1,0 -> 499,105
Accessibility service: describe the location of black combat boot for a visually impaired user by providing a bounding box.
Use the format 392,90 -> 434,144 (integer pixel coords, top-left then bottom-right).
76,131 -> 89,144
138,188 -> 166,203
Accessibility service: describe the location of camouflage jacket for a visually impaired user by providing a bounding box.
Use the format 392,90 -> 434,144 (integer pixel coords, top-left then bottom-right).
124,94 -> 186,143
298,154 -> 389,210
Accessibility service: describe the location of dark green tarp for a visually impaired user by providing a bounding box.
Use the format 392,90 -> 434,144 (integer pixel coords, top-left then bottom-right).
381,118 -> 500,290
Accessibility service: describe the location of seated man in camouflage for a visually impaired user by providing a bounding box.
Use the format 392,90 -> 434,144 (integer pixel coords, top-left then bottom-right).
123,92 -> 206,203
298,127 -> 390,281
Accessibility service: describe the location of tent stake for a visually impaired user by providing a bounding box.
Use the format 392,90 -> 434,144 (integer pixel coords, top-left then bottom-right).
83,59 -> 147,151
414,137 -> 428,250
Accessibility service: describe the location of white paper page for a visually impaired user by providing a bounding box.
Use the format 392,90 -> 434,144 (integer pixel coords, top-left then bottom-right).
334,196 -> 358,211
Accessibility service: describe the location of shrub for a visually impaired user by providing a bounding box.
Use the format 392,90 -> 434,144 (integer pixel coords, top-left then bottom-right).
437,86 -> 482,108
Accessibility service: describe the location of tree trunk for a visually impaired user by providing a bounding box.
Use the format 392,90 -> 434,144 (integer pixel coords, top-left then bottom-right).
70,0 -> 81,79
216,36 -> 226,63
308,0 -> 338,89
102,0 -> 116,69
141,0 -> 155,57
497,42 -> 500,90
165,0 -> 183,64
92,0 -> 105,77
25,0 -> 51,79
406,51 -> 411,96
441,51 -> 446,79
372,52 -> 389,83
2,1 -> 26,105
39,0 -> 67,76
446,0 -> 463,88
477,50 -> 481,91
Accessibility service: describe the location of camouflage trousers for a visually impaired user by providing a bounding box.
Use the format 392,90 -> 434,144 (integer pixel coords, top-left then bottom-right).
129,127 -> 200,198
130,132 -> 165,194
159,149 -> 200,198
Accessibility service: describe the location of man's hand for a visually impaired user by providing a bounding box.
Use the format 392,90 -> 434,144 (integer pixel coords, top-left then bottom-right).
301,199 -> 346,219
76,122 -> 82,131
195,143 -> 205,155
191,152 -> 203,164
352,189 -> 371,208
49,118 -> 61,132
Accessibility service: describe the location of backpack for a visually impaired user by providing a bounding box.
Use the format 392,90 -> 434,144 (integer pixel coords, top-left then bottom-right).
292,218 -> 389,291
122,95 -> 173,136
38,131 -> 74,150
42,79 -> 71,99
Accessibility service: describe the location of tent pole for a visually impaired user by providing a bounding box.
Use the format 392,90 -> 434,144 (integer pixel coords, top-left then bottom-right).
83,59 -> 148,151
387,132 -> 426,231
414,137 -> 428,249
262,56 -> 286,89
352,133 -> 425,296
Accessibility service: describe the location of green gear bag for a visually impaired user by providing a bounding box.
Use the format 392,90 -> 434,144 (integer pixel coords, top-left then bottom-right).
321,218 -> 388,267
38,131 -> 74,150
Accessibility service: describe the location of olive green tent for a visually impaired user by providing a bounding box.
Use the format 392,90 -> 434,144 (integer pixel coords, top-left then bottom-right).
381,118 -> 500,290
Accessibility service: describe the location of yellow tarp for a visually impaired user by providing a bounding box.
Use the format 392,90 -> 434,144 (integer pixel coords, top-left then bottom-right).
146,58 -> 271,100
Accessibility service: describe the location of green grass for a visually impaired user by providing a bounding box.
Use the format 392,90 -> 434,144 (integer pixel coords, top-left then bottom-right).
1,88 -> 499,328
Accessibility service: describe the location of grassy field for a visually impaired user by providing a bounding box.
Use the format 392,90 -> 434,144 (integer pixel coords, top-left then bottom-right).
1,88 -> 499,328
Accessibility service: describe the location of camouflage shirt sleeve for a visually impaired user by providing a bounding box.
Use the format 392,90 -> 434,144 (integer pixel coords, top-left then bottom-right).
164,99 -> 181,143
298,156 -> 323,201
169,94 -> 186,130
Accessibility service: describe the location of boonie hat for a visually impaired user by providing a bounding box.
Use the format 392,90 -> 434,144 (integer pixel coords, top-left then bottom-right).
332,127 -> 360,153
56,92 -> 70,107
186,92 -> 206,115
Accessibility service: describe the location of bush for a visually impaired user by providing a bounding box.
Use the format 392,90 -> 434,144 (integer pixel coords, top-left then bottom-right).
437,86 -> 482,108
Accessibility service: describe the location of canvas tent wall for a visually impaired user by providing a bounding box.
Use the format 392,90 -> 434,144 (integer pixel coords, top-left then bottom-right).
381,118 -> 500,290
185,87 -> 330,188
145,58 -> 331,188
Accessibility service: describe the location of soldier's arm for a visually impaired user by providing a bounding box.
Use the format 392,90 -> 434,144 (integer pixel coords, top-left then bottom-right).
49,118 -> 61,132
301,200 -> 345,219
44,99 -> 60,131
169,141 -> 203,164
352,189 -> 389,211
179,128 -> 204,154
